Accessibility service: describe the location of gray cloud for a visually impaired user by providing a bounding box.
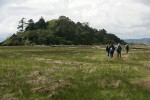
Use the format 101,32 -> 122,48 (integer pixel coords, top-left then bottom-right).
136,0 -> 150,5
0,0 -> 150,40
0,0 -> 26,7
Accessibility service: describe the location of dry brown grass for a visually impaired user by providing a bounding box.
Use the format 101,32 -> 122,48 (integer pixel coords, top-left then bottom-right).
1,94 -> 19,100
32,57 -> 91,66
131,77 -> 150,91
112,80 -> 121,88
0,83 -> 9,88
132,45 -> 150,50
26,71 -> 72,98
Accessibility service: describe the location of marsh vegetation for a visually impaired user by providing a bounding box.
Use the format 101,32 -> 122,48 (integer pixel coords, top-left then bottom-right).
0,45 -> 150,100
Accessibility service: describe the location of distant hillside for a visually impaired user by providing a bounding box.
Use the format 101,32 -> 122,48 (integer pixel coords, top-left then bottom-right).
124,38 -> 150,45
1,16 -> 125,46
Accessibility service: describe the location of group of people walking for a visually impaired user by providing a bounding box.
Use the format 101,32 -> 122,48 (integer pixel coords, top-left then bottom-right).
106,43 -> 129,58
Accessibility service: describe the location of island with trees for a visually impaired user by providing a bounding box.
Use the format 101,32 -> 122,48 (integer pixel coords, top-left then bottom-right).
1,16 -> 125,46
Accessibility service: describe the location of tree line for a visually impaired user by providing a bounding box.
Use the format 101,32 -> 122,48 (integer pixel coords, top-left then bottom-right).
1,16 -> 125,46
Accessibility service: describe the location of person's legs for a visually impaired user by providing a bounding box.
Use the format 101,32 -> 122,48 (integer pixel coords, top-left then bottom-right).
107,51 -> 109,57
126,49 -> 129,54
117,51 -> 121,57
117,52 -> 119,57
110,53 -> 112,58
119,52 -> 121,57
112,52 -> 114,57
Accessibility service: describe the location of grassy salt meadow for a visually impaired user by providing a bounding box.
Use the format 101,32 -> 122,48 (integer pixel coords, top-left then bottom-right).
0,45 -> 150,100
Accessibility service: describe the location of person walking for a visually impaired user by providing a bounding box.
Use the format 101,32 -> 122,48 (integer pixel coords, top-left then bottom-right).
116,43 -> 122,57
125,44 -> 129,54
109,44 -> 115,58
106,44 -> 110,57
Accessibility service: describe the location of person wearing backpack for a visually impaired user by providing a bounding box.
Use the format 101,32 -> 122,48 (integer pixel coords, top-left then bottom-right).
109,44 -> 115,58
125,44 -> 129,54
116,43 -> 122,57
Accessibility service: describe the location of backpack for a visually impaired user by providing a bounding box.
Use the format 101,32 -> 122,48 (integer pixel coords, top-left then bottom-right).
126,45 -> 129,50
117,45 -> 122,52
110,46 -> 114,53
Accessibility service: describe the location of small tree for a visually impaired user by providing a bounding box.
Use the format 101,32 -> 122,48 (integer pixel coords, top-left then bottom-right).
17,18 -> 26,32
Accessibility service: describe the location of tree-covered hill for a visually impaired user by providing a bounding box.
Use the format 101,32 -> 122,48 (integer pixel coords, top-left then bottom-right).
1,16 -> 125,46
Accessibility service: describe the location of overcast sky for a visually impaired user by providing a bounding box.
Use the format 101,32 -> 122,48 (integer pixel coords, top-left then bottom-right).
0,0 -> 150,41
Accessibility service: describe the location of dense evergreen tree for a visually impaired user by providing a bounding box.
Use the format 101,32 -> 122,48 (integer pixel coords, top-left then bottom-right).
25,19 -> 35,31
35,17 -> 47,30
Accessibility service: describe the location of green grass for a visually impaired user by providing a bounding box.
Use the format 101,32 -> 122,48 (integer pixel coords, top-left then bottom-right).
0,45 -> 150,100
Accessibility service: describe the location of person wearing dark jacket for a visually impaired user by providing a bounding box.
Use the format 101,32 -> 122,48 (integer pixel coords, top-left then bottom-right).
125,44 -> 129,54
106,44 -> 110,57
109,44 -> 115,58
116,43 -> 122,57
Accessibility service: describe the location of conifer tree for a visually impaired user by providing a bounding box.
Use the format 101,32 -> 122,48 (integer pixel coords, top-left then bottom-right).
17,18 -> 26,32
